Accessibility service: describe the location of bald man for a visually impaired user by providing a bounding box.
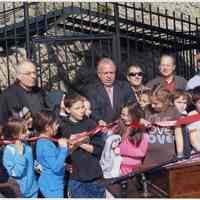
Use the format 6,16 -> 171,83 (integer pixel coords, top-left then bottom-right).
83,58 -> 136,125
0,60 -> 47,124
146,54 -> 187,92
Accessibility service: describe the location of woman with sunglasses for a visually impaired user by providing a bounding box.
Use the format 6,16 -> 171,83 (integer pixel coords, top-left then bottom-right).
127,64 -> 150,102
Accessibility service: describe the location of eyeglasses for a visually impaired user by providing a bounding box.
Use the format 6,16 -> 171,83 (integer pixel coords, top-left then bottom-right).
128,72 -> 143,77
21,71 -> 37,76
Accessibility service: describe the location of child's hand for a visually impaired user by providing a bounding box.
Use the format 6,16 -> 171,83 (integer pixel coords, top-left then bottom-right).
65,163 -> 73,173
68,141 -> 78,153
114,147 -> 120,155
69,134 -> 78,141
81,136 -> 90,144
19,133 -> 27,140
112,140 -> 120,149
34,161 -> 42,174
98,120 -> 107,127
15,140 -> 24,155
140,118 -> 151,127
68,134 -> 91,153
58,138 -> 68,148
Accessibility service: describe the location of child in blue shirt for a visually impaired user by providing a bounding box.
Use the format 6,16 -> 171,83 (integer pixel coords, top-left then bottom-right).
2,118 -> 38,197
35,111 -> 70,198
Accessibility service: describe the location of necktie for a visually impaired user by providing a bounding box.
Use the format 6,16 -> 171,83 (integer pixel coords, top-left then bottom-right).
105,87 -> 113,108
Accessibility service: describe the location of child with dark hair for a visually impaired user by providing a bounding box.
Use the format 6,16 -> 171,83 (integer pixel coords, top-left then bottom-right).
118,103 -> 149,175
138,89 -> 151,110
46,91 -> 68,138
187,86 -> 200,151
62,93 -> 105,198
2,119 -> 38,197
0,125 -> 21,198
35,111 -> 70,198
10,107 -> 34,138
172,90 -> 191,114
100,102 -> 149,178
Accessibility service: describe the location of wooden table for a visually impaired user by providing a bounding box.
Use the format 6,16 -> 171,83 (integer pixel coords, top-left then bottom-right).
146,158 -> 200,198
106,156 -> 200,198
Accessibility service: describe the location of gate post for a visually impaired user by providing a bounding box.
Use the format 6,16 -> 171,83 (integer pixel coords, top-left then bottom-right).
24,2 -> 31,59
113,3 -> 122,80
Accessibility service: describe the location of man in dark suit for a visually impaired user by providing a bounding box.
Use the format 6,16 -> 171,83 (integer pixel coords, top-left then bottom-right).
83,58 -> 136,126
0,60 -> 47,124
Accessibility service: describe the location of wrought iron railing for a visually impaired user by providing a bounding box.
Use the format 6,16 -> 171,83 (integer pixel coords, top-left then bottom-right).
0,2 -> 199,92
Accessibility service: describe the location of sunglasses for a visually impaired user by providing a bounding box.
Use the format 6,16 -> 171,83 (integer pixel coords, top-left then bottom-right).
128,72 -> 143,77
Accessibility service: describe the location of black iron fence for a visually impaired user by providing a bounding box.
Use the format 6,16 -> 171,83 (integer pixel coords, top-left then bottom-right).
0,2 -> 199,92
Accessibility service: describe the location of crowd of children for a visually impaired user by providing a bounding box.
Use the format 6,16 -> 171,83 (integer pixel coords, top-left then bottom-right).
0,83 -> 200,198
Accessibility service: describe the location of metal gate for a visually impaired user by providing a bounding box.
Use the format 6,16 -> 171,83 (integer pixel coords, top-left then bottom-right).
0,2 -> 200,91
31,34 -> 116,93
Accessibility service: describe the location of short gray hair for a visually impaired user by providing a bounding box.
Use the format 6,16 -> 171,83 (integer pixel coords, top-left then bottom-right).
16,60 -> 36,79
97,58 -> 116,72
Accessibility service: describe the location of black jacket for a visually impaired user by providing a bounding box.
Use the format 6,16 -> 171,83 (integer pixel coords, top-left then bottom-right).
62,118 -> 104,182
0,83 -> 47,124
83,80 -> 136,123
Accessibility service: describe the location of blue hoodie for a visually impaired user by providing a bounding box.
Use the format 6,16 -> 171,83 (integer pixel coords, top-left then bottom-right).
3,143 -> 38,197
36,138 -> 69,198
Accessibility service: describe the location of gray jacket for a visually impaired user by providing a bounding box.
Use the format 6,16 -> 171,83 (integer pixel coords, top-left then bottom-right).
146,75 -> 187,90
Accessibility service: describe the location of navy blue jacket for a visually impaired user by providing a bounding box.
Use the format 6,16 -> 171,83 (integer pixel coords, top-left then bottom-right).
83,80 -> 136,123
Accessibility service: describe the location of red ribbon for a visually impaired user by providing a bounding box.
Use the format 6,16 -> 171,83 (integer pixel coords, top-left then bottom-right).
0,136 -> 59,145
1,114 -> 200,145
129,121 -> 144,129
176,113 -> 200,126
152,113 -> 200,127
0,122 -> 119,145
128,114 -> 200,129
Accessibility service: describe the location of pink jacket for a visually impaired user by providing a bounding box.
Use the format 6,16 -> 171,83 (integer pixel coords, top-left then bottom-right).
119,133 -> 149,176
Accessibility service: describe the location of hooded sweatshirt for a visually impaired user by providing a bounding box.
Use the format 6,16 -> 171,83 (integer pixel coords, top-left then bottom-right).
3,143 -> 38,197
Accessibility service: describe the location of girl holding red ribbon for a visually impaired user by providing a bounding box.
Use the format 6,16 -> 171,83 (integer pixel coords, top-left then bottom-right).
143,85 -> 178,166
35,111 -> 70,198
118,102 -> 149,176
2,118 -> 38,197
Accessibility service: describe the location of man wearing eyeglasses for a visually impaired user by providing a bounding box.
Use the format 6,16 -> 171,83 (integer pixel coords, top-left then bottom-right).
0,60 -> 47,124
146,54 -> 187,92
186,53 -> 200,91
83,58 -> 136,126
